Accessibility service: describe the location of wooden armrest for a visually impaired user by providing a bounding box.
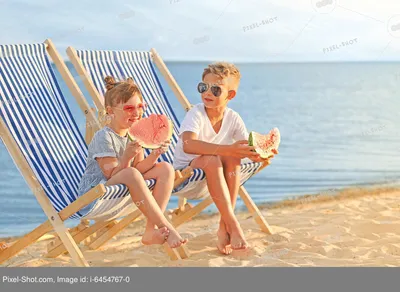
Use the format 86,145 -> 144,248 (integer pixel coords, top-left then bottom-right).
58,184 -> 106,221
173,166 -> 194,188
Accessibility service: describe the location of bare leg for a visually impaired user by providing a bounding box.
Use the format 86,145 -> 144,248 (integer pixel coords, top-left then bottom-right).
105,167 -> 187,248
190,155 -> 248,253
141,162 -> 175,245
220,156 -> 242,210
217,156 -> 242,253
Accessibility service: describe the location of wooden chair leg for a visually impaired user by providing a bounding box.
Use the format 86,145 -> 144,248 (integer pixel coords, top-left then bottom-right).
172,196 -> 214,228
163,243 -> 181,261
178,197 -> 187,211
173,167 -> 193,189
45,220 -> 111,258
49,215 -> 89,267
0,221 -> 53,264
176,244 -> 190,259
83,220 -> 117,247
239,186 -> 273,234
87,210 -> 142,250
47,220 -> 89,252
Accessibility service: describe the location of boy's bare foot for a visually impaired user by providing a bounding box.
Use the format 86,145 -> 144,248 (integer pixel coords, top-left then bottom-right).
166,228 -> 188,248
217,228 -> 232,255
142,227 -> 169,245
225,222 -> 248,250
229,230 -> 249,250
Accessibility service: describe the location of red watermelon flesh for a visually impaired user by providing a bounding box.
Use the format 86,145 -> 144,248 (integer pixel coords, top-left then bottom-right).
248,128 -> 281,159
128,114 -> 173,149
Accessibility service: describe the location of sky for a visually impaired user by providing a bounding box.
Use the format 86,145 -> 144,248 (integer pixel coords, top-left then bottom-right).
0,0 -> 399,62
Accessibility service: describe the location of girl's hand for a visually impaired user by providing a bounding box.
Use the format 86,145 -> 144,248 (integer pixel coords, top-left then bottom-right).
123,140 -> 142,161
152,140 -> 171,156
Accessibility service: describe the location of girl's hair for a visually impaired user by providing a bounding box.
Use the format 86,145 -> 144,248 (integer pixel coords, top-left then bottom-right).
104,76 -> 143,108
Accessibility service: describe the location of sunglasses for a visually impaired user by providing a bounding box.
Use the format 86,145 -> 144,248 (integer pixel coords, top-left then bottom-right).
197,82 -> 222,97
113,103 -> 147,114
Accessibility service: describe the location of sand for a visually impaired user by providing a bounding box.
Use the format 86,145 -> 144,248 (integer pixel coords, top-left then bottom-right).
2,187 -> 400,267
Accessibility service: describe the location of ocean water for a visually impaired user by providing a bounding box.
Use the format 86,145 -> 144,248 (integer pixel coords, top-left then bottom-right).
1,61 -> 400,237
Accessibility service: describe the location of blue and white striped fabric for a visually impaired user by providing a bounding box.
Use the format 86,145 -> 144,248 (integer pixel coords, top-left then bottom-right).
0,43 -> 155,220
75,49 -> 263,199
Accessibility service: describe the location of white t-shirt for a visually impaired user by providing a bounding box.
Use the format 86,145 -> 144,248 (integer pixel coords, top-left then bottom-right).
173,103 -> 249,169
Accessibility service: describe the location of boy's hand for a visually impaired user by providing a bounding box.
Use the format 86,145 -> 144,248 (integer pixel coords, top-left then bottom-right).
152,140 -> 171,156
250,149 -> 278,163
229,140 -> 259,159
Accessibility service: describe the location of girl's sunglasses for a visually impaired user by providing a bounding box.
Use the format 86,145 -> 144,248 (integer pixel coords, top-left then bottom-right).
113,103 -> 147,114
197,82 -> 222,97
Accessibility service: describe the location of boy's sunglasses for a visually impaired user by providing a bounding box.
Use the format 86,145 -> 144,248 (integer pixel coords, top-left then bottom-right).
197,82 -> 222,97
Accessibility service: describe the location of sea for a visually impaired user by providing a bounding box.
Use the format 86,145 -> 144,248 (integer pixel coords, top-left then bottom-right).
1,61 -> 400,237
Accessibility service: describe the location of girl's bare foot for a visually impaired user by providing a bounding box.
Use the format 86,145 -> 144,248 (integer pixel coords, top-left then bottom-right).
142,226 -> 169,245
166,228 -> 188,248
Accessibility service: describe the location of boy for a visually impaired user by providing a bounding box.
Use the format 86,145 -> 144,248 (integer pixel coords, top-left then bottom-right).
173,62 -> 277,254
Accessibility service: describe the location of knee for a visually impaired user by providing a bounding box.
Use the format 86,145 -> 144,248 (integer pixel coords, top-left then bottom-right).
201,155 -> 222,170
223,156 -> 241,166
120,167 -> 142,182
156,161 -> 175,177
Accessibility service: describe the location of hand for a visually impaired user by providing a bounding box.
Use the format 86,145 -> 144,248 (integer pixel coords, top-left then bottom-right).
122,140 -> 142,161
152,140 -> 171,156
228,140 -> 259,159
249,149 -> 278,163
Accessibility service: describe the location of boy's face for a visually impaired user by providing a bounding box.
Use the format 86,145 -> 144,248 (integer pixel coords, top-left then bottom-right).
200,73 -> 236,109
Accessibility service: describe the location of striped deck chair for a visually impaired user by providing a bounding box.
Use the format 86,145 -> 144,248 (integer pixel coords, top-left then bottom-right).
0,39 -> 187,267
67,47 -> 274,235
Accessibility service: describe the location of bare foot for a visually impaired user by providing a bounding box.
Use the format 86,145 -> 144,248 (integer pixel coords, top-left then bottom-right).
142,227 -> 169,245
225,223 -> 248,250
217,228 -> 232,255
166,228 -> 188,248
230,230 -> 248,250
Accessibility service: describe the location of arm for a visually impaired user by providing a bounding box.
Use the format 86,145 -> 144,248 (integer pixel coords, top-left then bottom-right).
95,140 -> 142,180
231,113 -> 278,162
182,131 -> 258,159
96,156 -> 131,180
182,131 -> 232,156
134,140 -> 171,174
134,151 -> 159,174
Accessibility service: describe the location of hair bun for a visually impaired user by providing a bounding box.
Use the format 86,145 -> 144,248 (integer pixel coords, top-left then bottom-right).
104,75 -> 116,90
126,77 -> 135,84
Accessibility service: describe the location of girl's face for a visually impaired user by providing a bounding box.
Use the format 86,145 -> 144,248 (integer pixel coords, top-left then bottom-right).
108,94 -> 146,129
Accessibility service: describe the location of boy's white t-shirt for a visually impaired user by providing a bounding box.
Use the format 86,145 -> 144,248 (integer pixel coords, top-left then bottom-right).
173,103 -> 249,169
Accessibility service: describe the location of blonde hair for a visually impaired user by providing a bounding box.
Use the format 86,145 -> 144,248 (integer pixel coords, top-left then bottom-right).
202,62 -> 241,90
104,76 -> 143,108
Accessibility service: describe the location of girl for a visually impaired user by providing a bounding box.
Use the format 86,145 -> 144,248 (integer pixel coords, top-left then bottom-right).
78,76 -> 187,248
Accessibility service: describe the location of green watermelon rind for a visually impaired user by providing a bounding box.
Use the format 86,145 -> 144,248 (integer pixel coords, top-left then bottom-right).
128,119 -> 173,150
248,129 -> 280,159
248,131 -> 268,159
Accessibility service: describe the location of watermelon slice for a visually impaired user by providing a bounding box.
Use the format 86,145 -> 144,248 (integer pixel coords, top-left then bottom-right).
128,114 -> 173,149
248,128 -> 281,159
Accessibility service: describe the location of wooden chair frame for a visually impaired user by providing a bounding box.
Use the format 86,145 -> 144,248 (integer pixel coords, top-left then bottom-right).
0,39 -> 188,267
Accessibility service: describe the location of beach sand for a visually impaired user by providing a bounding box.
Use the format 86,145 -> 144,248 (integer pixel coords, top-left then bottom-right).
2,187 -> 400,267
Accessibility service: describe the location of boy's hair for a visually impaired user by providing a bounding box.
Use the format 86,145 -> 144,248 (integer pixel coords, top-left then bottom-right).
202,62 -> 241,90
104,76 -> 143,108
